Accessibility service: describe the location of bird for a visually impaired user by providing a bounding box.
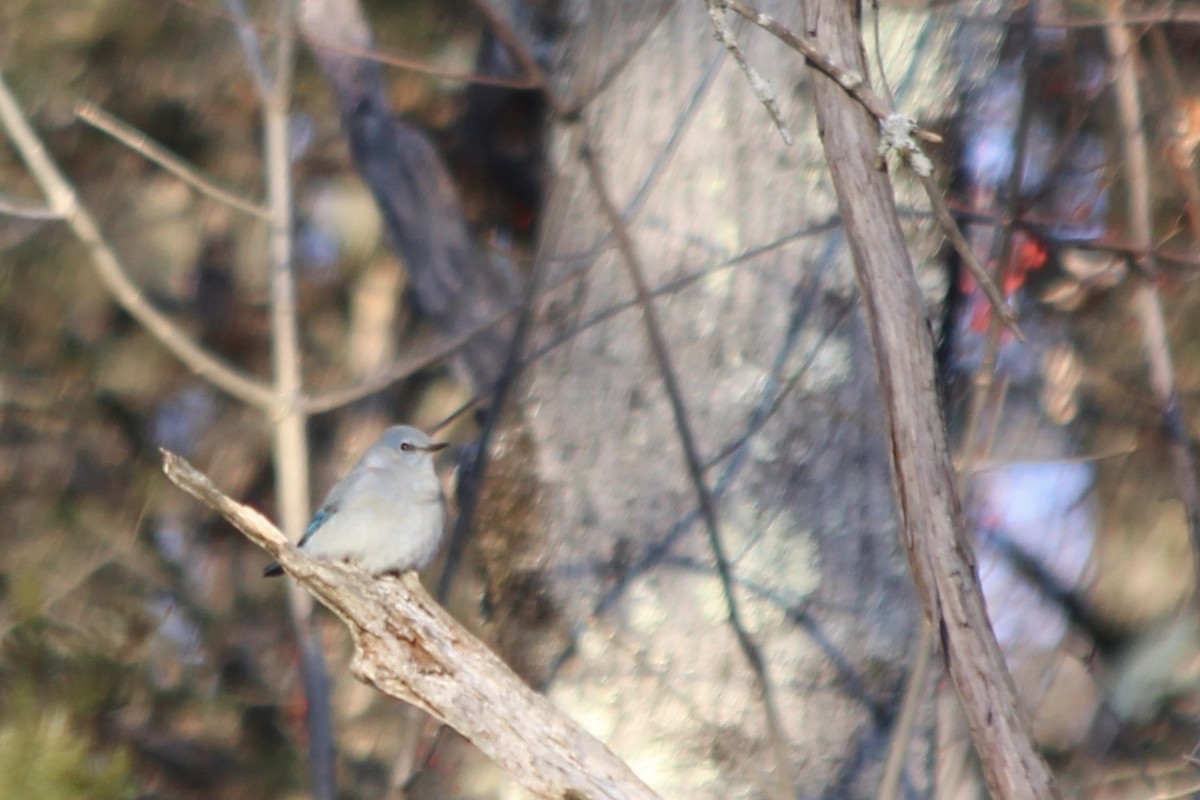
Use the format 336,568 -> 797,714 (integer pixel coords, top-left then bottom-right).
263,425 -> 448,577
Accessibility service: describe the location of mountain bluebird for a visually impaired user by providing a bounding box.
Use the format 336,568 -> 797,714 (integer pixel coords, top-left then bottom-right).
264,425 -> 448,577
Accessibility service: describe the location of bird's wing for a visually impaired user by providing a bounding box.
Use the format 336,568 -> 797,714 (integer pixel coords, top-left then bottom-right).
297,469 -> 359,548
294,453 -> 384,546
264,479 -> 346,576
296,501 -> 339,548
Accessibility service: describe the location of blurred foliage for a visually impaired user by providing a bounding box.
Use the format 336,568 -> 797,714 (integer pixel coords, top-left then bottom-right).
0,690 -> 134,800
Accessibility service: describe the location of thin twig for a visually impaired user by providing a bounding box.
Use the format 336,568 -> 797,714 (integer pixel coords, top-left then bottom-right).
1104,0 -> 1200,593
302,320 -> 511,415
869,0 -> 896,110
223,0 -> 274,97
703,290 -> 857,469
625,48 -> 726,225
243,0 -> 338,797
0,192 -> 62,219
307,204 -> 822,420
918,171 -> 1023,336
467,0 -> 551,89
541,0 -> 675,118
76,102 -> 270,220
706,1 -> 794,145
171,0 -> 540,89
725,0 -> 901,130
0,71 -> 276,411
962,16 -> 1041,464
429,219 -> 843,435
1147,27 -> 1200,249
875,622 -> 933,800
945,204 -> 1200,272
578,137 -> 794,800
436,251 -> 546,603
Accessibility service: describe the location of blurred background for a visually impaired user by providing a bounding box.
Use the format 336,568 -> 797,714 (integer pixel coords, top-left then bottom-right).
4,0 -> 1200,798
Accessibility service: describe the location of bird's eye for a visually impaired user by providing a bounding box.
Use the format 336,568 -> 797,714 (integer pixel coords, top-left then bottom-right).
400,442 -> 414,452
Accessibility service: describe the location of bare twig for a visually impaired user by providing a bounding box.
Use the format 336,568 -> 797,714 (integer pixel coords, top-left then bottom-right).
1021,6 -> 1200,29
467,0 -> 551,90
223,0 -> 274,98
0,71 -> 276,411
724,0 -> 903,130
0,192 -> 61,219
428,219 -> 844,439
958,9 -> 1040,492
302,312 -> 516,415
436,253 -> 545,603
170,0 -> 540,89
76,102 -> 270,220
944,204 -> 1200,272
917,171 -> 1023,336
160,450 -> 662,800
868,0 -> 895,110
307,206 -> 824,421
1147,28 -> 1200,251
875,622 -> 933,800
706,1 -> 794,145
522,0 -> 674,118
1104,0 -> 1200,592
233,1 -> 338,797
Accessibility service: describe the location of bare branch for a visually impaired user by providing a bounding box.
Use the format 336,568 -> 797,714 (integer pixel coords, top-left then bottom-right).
160,450 -> 662,800
171,0 -> 540,89
223,0 -> 275,99
916,170 -> 1023,336
875,623 -> 933,800
76,102 -> 270,220
1148,27 -> 1200,247
0,192 -> 62,220
798,0 -> 1059,794
246,3 -> 338,797
436,255 -> 545,603
0,71 -> 276,411
725,0 -> 897,127
706,0 -> 794,145
1104,0 -> 1200,592
301,312 -> 516,415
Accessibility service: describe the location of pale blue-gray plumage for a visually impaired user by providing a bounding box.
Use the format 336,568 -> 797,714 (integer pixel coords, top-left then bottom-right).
264,426 -> 448,577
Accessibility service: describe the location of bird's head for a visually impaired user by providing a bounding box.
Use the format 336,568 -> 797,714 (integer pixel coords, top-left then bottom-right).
373,425 -> 449,469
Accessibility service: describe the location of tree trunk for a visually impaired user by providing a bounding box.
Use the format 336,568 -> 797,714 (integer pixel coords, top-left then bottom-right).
481,2 -> 964,796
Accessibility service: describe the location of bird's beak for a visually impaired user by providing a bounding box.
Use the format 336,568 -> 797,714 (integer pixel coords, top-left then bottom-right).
425,442 -> 450,452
